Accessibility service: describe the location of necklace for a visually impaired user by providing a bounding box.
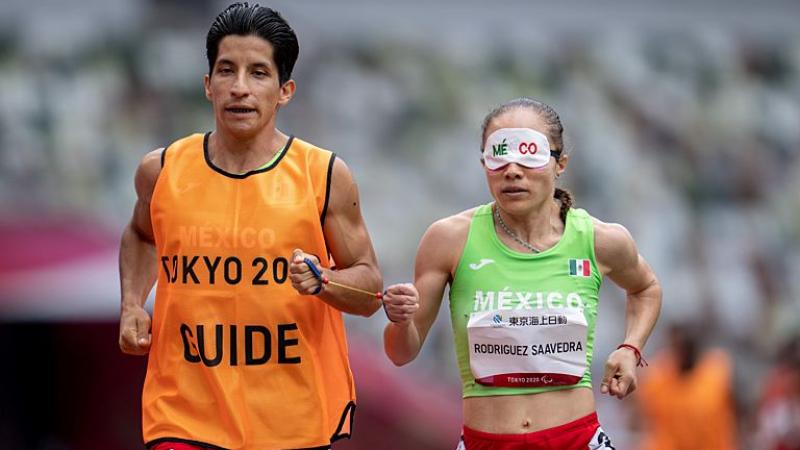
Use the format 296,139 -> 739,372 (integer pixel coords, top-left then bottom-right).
494,207 -> 541,253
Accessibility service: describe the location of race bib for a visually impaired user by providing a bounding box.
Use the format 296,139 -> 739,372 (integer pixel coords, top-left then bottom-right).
467,307 -> 588,387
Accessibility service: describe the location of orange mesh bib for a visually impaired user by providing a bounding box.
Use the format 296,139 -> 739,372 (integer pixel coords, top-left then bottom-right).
144,133 -> 354,450
638,350 -> 736,450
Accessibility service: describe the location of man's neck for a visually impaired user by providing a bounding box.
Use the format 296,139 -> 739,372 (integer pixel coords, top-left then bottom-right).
209,127 -> 288,174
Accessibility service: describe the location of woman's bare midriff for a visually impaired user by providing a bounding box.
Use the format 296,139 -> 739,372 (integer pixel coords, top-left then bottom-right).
463,386 -> 595,434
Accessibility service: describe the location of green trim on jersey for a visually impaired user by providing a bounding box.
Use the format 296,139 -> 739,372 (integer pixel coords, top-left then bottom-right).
448,203 -> 602,398
238,144 -> 288,175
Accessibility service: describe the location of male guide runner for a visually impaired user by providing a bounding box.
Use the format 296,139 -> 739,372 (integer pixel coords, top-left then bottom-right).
118,4 -> 382,449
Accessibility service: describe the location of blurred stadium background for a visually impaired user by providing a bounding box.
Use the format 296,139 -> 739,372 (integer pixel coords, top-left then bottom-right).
1,0 -> 799,449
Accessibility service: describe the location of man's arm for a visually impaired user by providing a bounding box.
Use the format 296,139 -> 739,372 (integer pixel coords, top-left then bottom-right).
595,220 -> 662,399
383,214 -> 469,366
118,149 -> 162,355
289,157 -> 382,317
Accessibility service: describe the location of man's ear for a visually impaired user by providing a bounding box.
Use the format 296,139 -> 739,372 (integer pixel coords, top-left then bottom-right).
277,79 -> 296,106
204,73 -> 212,101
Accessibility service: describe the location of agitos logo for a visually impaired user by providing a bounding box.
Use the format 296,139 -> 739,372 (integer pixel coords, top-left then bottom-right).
518,142 -> 538,154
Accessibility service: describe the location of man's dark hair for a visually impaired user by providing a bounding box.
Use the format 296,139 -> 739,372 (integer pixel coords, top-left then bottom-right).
206,3 -> 299,85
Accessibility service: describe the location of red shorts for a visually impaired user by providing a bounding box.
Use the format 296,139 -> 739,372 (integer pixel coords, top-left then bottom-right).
459,412 -> 615,450
150,442 -> 209,450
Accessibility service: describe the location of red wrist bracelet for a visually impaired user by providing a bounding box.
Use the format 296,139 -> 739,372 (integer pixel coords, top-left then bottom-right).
617,344 -> 648,367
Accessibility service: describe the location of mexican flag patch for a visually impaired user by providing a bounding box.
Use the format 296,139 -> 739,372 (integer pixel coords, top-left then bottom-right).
569,259 -> 591,277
